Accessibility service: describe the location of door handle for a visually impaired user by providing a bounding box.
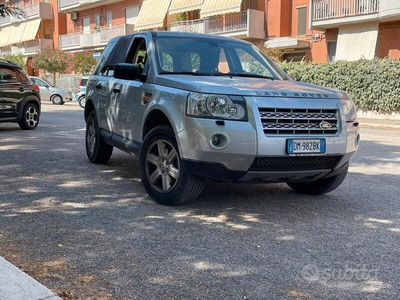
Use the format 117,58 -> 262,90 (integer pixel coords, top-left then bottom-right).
19,86 -> 24,92
95,83 -> 102,89
113,87 -> 121,94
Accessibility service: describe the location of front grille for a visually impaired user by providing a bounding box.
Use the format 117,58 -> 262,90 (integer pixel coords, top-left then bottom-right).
249,156 -> 342,172
259,108 -> 339,135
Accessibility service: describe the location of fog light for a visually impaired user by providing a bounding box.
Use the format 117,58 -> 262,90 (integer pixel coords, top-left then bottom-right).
210,133 -> 229,149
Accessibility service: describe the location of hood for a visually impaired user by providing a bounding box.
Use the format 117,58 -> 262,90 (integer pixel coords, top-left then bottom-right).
156,75 -> 343,99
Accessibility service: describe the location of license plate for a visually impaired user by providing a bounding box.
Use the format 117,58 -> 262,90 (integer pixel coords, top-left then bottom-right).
287,139 -> 326,154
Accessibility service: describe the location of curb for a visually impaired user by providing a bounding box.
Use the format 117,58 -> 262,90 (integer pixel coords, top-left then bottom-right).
0,257 -> 61,300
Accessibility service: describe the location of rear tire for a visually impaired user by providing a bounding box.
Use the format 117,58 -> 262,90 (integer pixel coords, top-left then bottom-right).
139,125 -> 205,205
78,96 -> 86,108
51,95 -> 64,105
287,163 -> 349,195
85,111 -> 113,164
18,102 -> 40,130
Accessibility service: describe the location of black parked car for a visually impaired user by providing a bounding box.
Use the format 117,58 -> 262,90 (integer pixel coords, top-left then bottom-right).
0,60 -> 41,130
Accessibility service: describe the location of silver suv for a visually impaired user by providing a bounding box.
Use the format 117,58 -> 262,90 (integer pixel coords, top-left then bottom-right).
85,32 -> 360,205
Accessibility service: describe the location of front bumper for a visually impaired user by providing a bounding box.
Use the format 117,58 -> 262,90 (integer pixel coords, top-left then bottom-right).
177,96 -> 360,182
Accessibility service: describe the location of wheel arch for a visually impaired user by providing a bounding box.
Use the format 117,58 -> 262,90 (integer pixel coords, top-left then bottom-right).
142,109 -> 175,139
84,99 -> 95,122
18,95 -> 41,118
50,93 -> 63,101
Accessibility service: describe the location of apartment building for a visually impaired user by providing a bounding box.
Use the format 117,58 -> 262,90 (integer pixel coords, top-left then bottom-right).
0,0 -> 66,74
265,0 -> 400,63
58,0 -> 142,54
58,0 -> 267,54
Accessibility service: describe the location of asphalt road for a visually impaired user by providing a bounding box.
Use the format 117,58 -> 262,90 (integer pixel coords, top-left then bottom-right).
0,103 -> 399,300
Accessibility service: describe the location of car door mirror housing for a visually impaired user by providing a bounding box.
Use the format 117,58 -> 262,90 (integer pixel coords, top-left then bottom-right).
114,63 -> 144,81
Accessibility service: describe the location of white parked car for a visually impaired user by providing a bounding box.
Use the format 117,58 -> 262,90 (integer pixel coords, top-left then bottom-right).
29,76 -> 73,105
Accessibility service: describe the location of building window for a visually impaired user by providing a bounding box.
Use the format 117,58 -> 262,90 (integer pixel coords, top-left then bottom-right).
328,41 -> 337,63
106,11 -> 112,28
94,14 -> 101,30
284,51 -> 307,62
44,26 -> 51,39
297,7 -> 307,36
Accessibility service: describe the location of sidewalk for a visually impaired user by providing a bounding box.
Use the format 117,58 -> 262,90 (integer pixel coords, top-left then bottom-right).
358,111 -> 400,130
0,257 -> 60,300
359,118 -> 400,130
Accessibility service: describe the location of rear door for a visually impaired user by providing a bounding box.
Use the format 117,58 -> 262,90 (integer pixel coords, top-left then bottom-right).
0,66 -> 24,119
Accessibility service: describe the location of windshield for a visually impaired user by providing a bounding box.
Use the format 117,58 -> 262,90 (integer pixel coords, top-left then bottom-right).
156,36 -> 285,80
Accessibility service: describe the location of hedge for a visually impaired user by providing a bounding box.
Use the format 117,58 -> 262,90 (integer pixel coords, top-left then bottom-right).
280,59 -> 400,113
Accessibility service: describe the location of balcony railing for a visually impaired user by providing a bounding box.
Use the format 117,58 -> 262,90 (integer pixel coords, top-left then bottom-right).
0,2 -> 53,26
170,9 -> 265,39
59,0 -> 124,12
60,25 -> 125,50
0,39 -> 53,56
312,0 -> 379,22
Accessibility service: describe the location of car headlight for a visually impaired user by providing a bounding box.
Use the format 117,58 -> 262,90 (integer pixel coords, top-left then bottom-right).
340,97 -> 357,122
187,93 -> 247,121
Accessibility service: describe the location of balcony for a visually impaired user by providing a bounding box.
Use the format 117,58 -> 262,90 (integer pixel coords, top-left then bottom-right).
169,9 -> 265,39
311,0 -> 400,28
60,25 -> 125,51
0,2 -> 53,27
59,0 -> 125,13
0,39 -> 53,56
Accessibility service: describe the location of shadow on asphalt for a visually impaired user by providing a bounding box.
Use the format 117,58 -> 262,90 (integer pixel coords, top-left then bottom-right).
1,116 -> 399,299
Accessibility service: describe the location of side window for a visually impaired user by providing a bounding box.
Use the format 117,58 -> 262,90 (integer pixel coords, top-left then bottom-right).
0,67 -> 18,82
16,69 -> 29,82
107,36 -> 132,67
94,39 -> 117,75
35,79 -> 48,87
127,37 -> 148,74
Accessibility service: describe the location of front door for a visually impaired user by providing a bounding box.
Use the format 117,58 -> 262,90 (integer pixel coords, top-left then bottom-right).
111,36 -> 149,143
0,66 -> 24,119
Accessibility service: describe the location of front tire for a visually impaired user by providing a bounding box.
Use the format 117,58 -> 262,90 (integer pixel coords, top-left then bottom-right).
287,163 -> 349,195
51,95 -> 64,105
139,126 -> 205,206
18,103 -> 40,130
85,111 -> 113,164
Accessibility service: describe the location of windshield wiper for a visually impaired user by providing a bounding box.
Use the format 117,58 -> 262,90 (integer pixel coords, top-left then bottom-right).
221,73 -> 276,80
160,71 -> 212,76
160,71 -> 275,80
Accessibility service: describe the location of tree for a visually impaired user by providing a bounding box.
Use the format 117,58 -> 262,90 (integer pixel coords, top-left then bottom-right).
1,53 -> 26,70
0,3 -> 23,17
33,49 -> 68,85
72,51 -> 97,75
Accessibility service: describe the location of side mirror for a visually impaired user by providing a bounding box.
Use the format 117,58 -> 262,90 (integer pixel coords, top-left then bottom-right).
114,63 -> 144,81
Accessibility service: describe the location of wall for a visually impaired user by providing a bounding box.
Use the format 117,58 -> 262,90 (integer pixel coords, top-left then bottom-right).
266,0 -> 291,38
377,21 -> 400,58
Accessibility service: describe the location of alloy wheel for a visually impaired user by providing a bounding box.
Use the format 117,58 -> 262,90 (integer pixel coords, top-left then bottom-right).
86,117 -> 96,156
25,106 -> 38,128
145,139 -> 180,193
